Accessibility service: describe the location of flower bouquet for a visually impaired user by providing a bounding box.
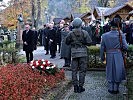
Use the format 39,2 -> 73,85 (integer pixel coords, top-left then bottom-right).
30,59 -> 58,75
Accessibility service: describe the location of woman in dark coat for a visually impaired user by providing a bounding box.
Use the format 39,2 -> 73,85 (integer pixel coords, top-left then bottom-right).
48,23 -> 57,58
60,25 -> 71,67
22,24 -> 34,63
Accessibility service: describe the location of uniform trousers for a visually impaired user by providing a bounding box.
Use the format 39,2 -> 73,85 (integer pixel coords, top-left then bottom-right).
71,57 -> 87,86
108,82 -> 120,91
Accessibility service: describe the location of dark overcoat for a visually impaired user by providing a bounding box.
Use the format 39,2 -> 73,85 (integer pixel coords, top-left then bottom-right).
60,30 -> 71,59
22,30 -> 34,52
43,27 -> 49,46
100,30 -> 128,82
33,30 -> 38,50
129,23 -> 133,44
48,29 -> 57,51
82,26 -> 92,40
56,27 -> 62,45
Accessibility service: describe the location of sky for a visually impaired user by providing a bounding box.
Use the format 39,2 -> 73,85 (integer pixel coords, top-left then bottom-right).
0,0 -> 10,9
4,0 -> 10,4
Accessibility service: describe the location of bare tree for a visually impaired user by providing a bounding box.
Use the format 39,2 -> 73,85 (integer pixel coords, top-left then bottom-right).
31,0 -> 36,27
98,0 -> 109,7
36,0 -> 41,28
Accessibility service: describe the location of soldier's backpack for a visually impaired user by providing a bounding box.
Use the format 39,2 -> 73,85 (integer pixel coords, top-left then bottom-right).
71,30 -> 88,58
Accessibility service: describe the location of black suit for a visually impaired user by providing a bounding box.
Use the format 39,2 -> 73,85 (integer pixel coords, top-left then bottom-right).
43,27 -> 50,54
48,28 -> 57,58
33,30 -> 38,50
22,29 -> 34,63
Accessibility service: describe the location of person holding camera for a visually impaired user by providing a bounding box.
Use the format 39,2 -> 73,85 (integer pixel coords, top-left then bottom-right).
100,18 -> 128,94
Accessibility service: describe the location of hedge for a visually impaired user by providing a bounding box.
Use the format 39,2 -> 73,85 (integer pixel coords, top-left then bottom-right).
87,45 -> 133,69
0,41 -> 19,64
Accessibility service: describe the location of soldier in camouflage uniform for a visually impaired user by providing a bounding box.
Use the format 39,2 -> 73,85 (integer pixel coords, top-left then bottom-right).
66,18 -> 92,93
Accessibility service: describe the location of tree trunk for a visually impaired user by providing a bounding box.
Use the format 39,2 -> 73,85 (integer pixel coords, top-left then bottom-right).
98,0 -> 109,7
104,0 -> 109,7
36,0 -> 41,29
31,0 -> 35,27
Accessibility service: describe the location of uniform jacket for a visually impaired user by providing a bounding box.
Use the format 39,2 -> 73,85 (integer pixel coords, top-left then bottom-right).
66,29 -> 92,58
100,30 -> 128,82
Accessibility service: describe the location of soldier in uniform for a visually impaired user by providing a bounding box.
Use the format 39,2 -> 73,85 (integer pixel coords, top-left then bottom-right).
100,18 -> 128,94
66,18 -> 92,93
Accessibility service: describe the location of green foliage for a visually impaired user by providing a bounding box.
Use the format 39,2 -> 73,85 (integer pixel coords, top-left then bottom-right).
127,45 -> 133,67
127,67 -> 133,99
0,41 -> 19,64
128,45 -> 133,52
87,45 -> 133,69
87,46 -> 100,54
87,46 -> 105,68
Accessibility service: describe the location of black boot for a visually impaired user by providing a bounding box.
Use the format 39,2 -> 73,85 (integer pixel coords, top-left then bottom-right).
74,85 -> 79,93
78,86 -> 85,93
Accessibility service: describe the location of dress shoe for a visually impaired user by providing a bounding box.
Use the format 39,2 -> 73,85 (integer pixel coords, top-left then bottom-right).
50,56 -> 56,59
74,85 -> 79,93
113,90 -> 119,94
108,89 -> 119,94
108,90 -> 114,94
63,65 -> 70,67
45,53 -> 49,55
78,86 -> 85,93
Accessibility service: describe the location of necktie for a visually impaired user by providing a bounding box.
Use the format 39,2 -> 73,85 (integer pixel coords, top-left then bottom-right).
26,30 -> 29,34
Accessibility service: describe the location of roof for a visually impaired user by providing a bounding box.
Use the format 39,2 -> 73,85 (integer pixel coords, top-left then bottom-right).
104,4 -> 127,16
94,7 -> 111,17
80,12 -> 91,18
53,18 -> 62,24
94,4 -> 133,17
129,10 -> 133,14
72,13 -> 83,18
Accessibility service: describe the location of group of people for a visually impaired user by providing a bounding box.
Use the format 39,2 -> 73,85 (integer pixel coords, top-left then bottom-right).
22,17 -> 132,94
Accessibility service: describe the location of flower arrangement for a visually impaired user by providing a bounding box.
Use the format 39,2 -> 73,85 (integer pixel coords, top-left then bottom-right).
0,64 -> 65,99
30,59 -> 58,75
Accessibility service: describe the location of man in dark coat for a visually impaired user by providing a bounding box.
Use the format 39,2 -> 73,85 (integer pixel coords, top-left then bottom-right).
92,21 -> 103,44
22,24 -> 34,63
123,21 -> 131,44
43,24 -> 50,55
129,23 -> 133,44
56,23 -> 64,53
48,23 -> 57,59
32,27 -> 38,50
82,23 -> 93,44
66,18 -> 92,93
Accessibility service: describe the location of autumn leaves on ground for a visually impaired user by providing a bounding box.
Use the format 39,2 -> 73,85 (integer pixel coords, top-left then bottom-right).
0,64 -> 65,99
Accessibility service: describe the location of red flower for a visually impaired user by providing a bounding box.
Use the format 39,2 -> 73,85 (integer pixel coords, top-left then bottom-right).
0,63 -> 65,99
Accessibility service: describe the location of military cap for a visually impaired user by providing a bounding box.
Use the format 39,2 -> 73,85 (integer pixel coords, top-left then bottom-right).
72,18 -> 82,28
